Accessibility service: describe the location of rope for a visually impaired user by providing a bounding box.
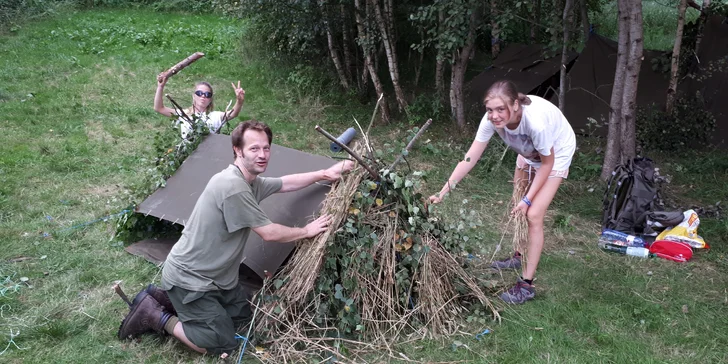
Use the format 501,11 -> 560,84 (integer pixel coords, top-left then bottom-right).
42,208 -> 132,237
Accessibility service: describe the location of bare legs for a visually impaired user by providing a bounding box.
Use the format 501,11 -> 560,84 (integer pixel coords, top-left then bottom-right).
512,165 -> 564,280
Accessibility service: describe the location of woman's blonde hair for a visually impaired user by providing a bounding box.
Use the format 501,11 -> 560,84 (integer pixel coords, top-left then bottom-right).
484,80 -> 531,107
185,81 -> 215,115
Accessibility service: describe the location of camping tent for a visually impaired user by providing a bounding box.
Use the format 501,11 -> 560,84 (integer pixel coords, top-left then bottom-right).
561,33 -> 671,136
126,134 -> 336,279
681,15 -> 728,146
465,43 -> 577,117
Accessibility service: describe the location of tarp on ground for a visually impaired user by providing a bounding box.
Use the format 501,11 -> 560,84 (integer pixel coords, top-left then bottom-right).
465,43 -> 578,117
128,133 -> 336,278
681,15 -> 728,146
562,33 -> 670,135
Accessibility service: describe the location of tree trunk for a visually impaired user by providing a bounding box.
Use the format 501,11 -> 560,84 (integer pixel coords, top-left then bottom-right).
413,28 -> 425,88
436,8 -> 446,103
601,0 -> 630,180
490,0 -> 501,58
450,9 -> 478,129
552,0 -> 563,46
371,0 -> 408,112
340,3 -> 354,82
323,19 -> 350,89
666,0 -> 688,114
580,0 -> 590,43
559,0 -> 574,111
694,0 -> 712,56
619,0 -> 643,161
355,0 -> 390,122
531,0 -> 541,42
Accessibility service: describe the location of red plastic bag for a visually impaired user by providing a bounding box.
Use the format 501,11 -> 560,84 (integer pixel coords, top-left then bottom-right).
649,240 -> 693,262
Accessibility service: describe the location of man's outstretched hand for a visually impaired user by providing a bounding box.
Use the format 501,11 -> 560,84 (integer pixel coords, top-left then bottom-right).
304,214 -> 333,238
322,160 -> 355,182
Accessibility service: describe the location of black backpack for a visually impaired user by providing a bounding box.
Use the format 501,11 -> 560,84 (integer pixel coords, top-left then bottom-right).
602,157 -> 658,235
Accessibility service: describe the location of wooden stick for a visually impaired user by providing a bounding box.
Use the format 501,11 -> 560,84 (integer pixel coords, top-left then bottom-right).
315,125 -> 380,180
160,52 -> 205,80
389,119 -> 432,171
113,283 -> 133,307
165,94 -> 192,123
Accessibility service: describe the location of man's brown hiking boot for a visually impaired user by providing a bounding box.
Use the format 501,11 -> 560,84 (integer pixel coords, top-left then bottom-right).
117,291 -> 172,340
145,284 -> 176,315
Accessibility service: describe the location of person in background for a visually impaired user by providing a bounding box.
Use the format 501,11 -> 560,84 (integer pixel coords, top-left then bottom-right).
429,80 -> 576,304
154,73 -> 245,138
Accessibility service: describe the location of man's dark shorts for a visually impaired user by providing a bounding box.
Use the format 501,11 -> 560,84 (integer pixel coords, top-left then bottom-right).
165,284 -> 253,355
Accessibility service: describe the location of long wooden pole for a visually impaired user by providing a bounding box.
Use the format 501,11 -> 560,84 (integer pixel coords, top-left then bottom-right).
315,125 -> 379,180
159,52 -> 205,80
389,118 -> 432,171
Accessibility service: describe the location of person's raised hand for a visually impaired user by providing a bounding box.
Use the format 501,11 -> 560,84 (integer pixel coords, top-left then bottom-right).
322,160 -> 355,182
157,72 -> 168,86
232,81 -> 245,102
304,214 -> 333,238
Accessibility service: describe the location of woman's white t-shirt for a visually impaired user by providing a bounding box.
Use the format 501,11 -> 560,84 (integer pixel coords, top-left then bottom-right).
475,95 -> 576,171
176,111 -> 226,139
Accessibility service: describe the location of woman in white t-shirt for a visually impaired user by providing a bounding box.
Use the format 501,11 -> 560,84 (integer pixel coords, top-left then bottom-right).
429,80 -> 576,304
154,73 -> 246,139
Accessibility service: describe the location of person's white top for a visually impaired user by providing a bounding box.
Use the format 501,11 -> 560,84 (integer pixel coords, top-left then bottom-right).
176,111 -> 226,139
475,95 -> 576,170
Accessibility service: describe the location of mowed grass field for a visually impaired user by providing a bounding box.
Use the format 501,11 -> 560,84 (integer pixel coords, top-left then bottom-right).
0,6 -> 727,364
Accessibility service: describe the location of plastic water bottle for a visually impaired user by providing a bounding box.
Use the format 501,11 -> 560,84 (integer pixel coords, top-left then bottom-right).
625,247 -> 650,258
598,236 -> 651,258
601,229 -> 646,247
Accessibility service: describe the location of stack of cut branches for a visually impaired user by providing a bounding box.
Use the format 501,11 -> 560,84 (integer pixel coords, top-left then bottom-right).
252,118 -> 499,363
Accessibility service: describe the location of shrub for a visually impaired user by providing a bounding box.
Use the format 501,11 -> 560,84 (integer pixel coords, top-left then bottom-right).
636,95 -> 716,152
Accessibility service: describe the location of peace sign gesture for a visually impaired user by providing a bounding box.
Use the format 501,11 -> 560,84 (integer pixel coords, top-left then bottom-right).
231,81 -> 245,103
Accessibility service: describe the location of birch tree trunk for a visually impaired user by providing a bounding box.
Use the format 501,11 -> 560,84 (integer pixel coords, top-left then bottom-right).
619,0 -> 643,161
559,0 -> 574,111
601,0 -> 630,180
450,9 -> 478,129
354,0 -> 390,122
694,0 -> 712,56
490,0 -> 501,59
666,0 -> 688,114
321,0 -> 350,90
371,0 -> 408,112
340,3 -> 354,82
580,0 -> 590,43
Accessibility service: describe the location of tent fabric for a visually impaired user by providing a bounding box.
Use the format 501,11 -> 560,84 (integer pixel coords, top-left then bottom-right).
681,16 -> 728,146
134,133 -> 337,278
562,33 -> 671,136
465,43 -> 577,117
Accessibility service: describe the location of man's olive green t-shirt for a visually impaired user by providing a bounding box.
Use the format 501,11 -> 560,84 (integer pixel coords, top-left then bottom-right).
161,165 -> 282,292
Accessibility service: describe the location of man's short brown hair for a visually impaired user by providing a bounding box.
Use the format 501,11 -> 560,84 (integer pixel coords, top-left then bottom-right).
231,120 -> 273,158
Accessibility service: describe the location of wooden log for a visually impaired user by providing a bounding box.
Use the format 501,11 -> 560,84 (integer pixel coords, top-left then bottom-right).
315,125 -> 380,180
159,52 -> 205,80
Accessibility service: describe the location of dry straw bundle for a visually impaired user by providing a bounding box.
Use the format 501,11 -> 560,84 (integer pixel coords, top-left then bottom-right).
251,124 -> 500,363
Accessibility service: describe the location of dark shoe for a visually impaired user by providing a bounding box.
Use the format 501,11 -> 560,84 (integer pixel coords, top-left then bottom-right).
145,284 -> 176,315
499,277 -> 536,304
118,291 -> 172,340
490,252 -> 522,270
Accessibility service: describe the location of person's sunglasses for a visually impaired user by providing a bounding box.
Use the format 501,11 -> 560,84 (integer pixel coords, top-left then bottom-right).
194,90 -> 213,98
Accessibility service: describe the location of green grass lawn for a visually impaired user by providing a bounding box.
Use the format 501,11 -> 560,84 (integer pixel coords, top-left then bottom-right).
0,7 -> 726,364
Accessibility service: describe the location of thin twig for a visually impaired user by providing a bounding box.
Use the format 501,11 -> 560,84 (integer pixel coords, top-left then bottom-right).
215,99 -> 234,134
315,125 -> 380,180
165,94 -> 192,123
366,93 -> 384,136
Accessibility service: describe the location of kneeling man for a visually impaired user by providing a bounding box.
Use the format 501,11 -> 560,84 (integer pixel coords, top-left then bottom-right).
119,120 -> 353,357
